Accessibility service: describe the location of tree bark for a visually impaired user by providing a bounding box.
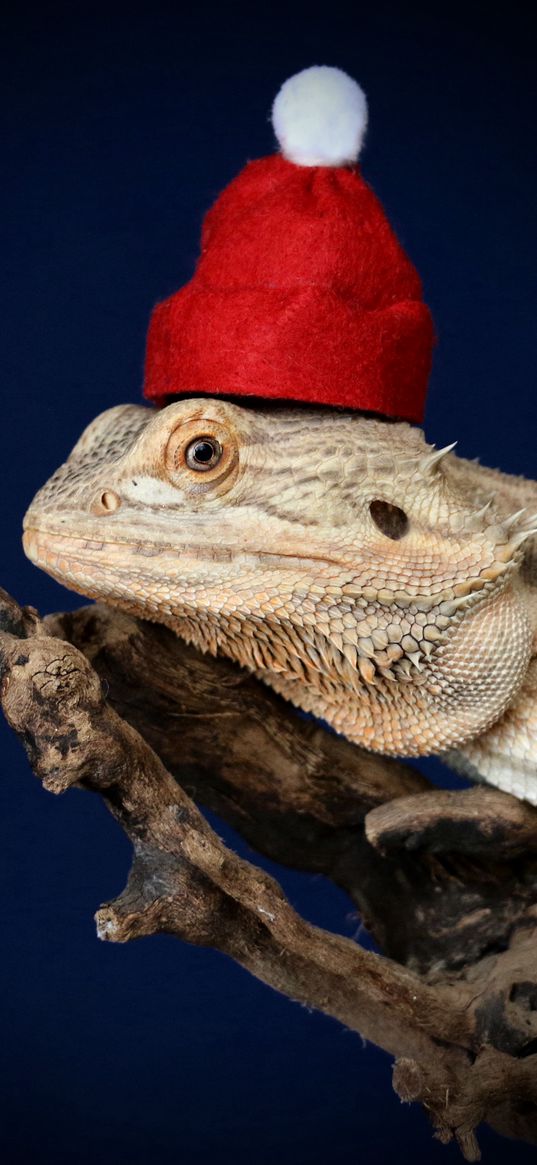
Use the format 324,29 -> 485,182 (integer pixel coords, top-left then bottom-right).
1,586 -> 537,1159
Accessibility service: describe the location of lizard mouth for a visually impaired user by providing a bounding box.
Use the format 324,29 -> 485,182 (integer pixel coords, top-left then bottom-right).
22,523 -> 511,618
23,525 -> 347,572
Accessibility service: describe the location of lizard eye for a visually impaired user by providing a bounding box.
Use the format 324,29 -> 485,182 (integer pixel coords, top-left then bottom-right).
369,499 -> 409,540
165,416 -> 239,496
185,437 -> 223,472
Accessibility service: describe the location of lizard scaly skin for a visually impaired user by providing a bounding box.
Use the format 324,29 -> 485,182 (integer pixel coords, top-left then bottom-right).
23,399 -> 537,803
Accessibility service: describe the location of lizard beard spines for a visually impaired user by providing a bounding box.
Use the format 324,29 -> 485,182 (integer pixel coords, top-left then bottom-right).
185,597 -> 441,696
309,613 -> 445,691
261,580 -> 532,759
169,563 -> 520,701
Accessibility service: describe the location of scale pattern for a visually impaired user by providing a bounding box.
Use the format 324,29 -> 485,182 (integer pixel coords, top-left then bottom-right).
22,399 -> 537,802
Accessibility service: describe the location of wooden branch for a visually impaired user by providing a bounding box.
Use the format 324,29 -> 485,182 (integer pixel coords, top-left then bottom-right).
2,587 -> 537,1157
366,788 -> 537,856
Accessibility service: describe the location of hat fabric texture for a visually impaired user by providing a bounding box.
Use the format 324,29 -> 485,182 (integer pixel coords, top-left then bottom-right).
144,66 -> 435,424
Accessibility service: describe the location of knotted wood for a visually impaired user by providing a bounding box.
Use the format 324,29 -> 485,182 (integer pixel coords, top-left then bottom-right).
1,586 -> 537,1159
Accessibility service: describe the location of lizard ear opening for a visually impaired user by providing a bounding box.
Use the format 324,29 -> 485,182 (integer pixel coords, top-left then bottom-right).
369,500 -> 409,541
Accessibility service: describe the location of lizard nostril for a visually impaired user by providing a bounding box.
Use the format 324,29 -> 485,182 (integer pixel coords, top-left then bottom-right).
91,490 -> 121,516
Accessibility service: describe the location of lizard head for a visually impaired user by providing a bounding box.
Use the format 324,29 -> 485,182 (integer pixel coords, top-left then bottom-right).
23,398 -> 534,757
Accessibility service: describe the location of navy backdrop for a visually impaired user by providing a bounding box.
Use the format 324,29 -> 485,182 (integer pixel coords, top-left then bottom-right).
2,2 -> 536,1162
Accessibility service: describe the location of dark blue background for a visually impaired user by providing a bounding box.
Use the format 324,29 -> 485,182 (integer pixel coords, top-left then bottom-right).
2,2 -> 536,1162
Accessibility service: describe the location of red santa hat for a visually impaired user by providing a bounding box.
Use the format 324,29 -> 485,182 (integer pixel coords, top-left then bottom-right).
144,66 -> 435,423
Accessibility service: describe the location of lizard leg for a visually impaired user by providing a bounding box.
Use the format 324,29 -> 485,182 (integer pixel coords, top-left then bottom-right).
448,657 -> 537,806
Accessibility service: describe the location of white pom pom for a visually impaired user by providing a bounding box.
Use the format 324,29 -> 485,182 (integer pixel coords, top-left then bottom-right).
272,65 -> 368,168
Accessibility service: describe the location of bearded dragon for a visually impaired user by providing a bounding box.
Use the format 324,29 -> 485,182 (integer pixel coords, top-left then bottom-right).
23,398 -> 537,804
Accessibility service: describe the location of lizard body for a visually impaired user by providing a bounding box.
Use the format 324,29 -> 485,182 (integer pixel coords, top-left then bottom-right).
23,399 -> 537,803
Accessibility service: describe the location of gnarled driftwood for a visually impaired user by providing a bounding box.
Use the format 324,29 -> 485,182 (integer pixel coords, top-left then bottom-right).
1,585 -> 537,1160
